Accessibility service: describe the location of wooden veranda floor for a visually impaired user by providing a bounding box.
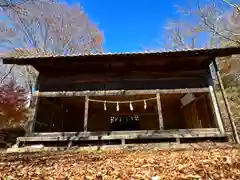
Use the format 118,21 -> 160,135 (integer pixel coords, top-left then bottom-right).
16,128 -> 230,147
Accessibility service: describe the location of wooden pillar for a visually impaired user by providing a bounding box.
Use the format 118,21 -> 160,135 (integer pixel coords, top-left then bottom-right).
213,59 -> 240,144
209,85 -> 225,134
25,82 -> 39,137
25,99 -> 38,136
156,93 -> 164,130
84,96 -> 89,132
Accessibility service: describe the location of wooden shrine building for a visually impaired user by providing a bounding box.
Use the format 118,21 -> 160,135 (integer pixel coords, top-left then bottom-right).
3,47 -> 240,147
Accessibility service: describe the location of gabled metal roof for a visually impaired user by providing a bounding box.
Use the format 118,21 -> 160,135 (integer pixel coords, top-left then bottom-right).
3,47 -> 240,71
1,46 -> 239,60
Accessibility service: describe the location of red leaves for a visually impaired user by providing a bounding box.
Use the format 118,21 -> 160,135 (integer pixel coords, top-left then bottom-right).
0,79 -> 29,128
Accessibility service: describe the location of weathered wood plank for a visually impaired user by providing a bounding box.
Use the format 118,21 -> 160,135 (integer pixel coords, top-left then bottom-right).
209,85 -> 225,134
18,128 -> 227,142
38,79 -> 210,92
32,128 -> 222,137
39,70 -> 207,83
34,88 -> 210,97
156,93 -> 164,130
43,77 -> 204,85
33,128 -> 219,136
84,96 -> 89,132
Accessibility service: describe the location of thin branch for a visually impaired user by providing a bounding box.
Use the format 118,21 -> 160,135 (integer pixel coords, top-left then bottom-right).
196,0 -> 240,46
17,15 -> 38,48
41,22 -> 50,51
0,0 -> 30,8
0,65 -> 14,83
221,28 -> 240,36
222,0 -> 240,13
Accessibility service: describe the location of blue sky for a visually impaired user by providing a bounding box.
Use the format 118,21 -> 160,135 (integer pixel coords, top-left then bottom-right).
67,0 -> 184,53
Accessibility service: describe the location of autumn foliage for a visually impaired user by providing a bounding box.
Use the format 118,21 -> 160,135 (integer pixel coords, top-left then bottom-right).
0,79 -> 29,129
0,144 -> 239,179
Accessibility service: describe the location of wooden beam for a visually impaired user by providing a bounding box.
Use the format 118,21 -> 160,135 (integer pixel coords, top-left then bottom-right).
39,70 -> 207,82
34,88 -> 210,97
43,76 -> 204,85
22,55 -> 209,70
156,93 -> 164,130
209,85 -> 225,134
84,96 -> 89,132
212,59 -> 240,144
19,128 -> 227,142
32,128 -> 225,137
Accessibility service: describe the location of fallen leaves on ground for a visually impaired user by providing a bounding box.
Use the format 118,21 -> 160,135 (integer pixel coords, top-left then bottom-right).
0,144 -> 239,179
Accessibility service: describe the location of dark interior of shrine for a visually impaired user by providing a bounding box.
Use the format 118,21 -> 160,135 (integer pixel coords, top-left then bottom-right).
34,92 -> 217,133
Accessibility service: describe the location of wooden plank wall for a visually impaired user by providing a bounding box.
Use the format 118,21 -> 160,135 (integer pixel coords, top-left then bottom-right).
37,70 -> 211,92
182,94 -> 216,129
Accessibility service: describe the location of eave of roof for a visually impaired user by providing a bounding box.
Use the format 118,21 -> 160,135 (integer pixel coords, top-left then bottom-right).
2,47 -> 240,66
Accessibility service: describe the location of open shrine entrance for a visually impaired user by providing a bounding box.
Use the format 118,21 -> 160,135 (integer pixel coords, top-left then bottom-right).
34,92 -> 217,133
4,47 -> 240,146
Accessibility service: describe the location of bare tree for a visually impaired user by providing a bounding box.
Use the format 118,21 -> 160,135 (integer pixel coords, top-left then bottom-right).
164,21 -> 205,50
164,0 -> 240,84
0,0 -> 31,8
165,0 -> 240,48
0,0 -> 103,89
1,1 -> 103,54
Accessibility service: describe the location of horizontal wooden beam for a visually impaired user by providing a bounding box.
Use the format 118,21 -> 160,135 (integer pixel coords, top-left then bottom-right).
19,128 -> 226,142
42,77 -> 206,85
38,70 -> 208,85
32,128 -> 221,137
34,88 -> 210,97
40,69 -> 207,78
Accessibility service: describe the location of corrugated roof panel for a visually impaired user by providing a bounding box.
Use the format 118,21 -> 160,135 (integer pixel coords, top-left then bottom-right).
1,47 -> 239,60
